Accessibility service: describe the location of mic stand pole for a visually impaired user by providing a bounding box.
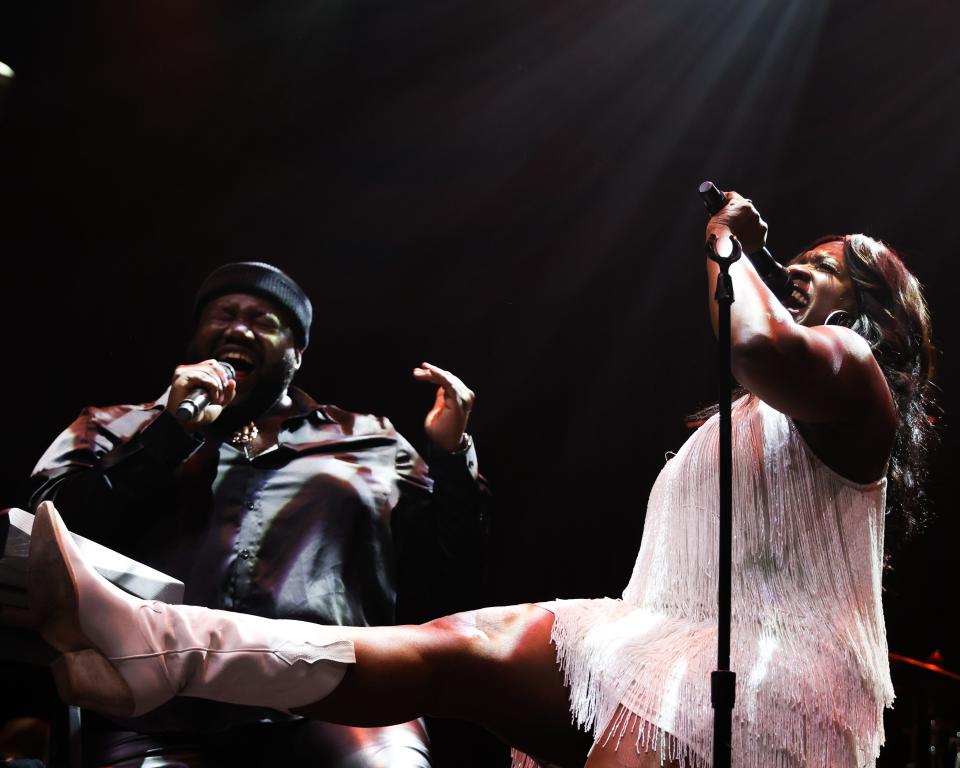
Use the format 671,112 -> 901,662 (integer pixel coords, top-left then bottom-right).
705,232 -> 740,768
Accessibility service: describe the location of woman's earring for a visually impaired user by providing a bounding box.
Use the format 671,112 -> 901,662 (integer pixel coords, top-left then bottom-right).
825,310 -> 853,327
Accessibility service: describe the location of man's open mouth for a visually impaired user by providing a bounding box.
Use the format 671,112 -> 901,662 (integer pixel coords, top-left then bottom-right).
217,348 -> 258,378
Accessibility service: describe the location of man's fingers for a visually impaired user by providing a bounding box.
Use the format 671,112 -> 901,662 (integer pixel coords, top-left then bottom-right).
193,372 -> 225,403
211,360 -> 234,388
412,366 -> 442,383
412,362 -> 455,389
203,359 -> 235,397
415,361 -> 452,380
412,363 -> 475,409
220,378 -> 237,407
175,366 -> 225,403
416,362 -> 468,393
417,362 -> 466,388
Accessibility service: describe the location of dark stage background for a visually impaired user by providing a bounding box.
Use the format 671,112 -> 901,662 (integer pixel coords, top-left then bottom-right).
1,1 -> 958,766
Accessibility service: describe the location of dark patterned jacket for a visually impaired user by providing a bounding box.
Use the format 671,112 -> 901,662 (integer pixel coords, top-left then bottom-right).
26,386 -> 490,630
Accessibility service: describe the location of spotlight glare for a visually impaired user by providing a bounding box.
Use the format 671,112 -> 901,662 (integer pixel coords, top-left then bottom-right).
0,61 -> 14,79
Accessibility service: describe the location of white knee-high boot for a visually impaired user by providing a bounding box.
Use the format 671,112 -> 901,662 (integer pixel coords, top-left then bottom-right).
28,501 -> 356,719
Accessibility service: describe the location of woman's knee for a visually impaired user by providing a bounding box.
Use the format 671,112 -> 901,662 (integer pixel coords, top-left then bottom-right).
419,605 -> 558,712
425,604 -> 553,664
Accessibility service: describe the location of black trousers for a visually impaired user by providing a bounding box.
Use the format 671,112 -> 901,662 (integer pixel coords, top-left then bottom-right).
79,717 -> 431,768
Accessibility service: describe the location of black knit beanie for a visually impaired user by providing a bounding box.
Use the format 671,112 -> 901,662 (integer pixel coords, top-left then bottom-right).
193,262 -> 313,348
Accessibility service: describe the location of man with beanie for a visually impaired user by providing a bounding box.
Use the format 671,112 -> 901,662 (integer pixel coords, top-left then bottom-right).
25,262 -> 489,767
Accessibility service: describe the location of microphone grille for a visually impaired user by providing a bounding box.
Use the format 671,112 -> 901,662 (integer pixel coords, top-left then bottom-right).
698,181 -> 727,215
217,361 -> 237,382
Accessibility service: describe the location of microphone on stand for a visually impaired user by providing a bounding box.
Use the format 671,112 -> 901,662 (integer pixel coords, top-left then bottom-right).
174,361 -> 236,423
698,181 -> 795,302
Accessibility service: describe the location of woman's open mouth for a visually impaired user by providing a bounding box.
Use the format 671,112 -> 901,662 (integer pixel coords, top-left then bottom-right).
783,283 -> 809,319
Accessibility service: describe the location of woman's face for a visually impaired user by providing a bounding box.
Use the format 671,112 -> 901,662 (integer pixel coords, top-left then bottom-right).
783,240 -> 860,326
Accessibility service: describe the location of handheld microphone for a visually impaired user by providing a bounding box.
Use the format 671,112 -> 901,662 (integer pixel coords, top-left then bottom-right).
174,361 -> 236,423
698,181 -> 795,301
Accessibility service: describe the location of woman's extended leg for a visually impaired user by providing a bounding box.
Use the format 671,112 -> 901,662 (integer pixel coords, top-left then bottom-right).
296,605 -> 592,767
27,502 -> 591,768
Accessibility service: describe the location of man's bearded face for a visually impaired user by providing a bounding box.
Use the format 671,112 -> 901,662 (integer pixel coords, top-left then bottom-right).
187,292 -> 302,428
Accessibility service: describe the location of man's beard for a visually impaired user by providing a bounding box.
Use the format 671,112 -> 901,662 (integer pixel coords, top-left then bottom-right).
215,353 -> 298,431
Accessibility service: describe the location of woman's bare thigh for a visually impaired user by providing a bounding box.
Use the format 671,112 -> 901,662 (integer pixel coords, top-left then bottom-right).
583,707 -> 684,768
298,604 -> 592,768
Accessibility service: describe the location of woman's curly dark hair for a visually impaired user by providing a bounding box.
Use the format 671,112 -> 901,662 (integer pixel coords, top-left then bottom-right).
801,234 -> 937,543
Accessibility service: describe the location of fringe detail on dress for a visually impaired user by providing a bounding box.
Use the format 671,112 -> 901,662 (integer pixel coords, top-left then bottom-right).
524,397 -> 894,768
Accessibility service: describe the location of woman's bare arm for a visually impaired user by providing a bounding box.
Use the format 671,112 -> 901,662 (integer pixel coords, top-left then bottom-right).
704,193 -> 895,433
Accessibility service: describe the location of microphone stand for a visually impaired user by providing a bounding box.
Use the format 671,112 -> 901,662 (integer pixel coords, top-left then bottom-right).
702,204 -> 741,768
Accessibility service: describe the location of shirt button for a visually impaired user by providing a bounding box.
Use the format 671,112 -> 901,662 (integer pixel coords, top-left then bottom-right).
246,501 -> 256,509
239,549 -> 250,560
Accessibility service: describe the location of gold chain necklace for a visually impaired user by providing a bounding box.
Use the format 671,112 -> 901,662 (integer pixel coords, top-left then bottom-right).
230,422 -> 259,459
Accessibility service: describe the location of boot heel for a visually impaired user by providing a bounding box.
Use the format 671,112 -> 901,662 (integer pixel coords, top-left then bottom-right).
52,649 -> 136,718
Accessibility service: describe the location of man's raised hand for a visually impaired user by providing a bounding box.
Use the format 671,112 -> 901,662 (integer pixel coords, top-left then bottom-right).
413,362 -> 475,452
168,360 -> 236,430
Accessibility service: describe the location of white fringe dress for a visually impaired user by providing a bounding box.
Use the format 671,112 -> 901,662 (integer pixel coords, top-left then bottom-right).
527,395 -> 894,768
